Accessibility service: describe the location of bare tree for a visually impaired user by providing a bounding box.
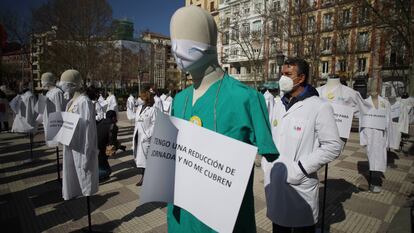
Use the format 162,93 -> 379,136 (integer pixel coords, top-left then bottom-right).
219,2 -> 267,88
0,10 -> 34,88
32,0 -> 114,84
363,0 -> 414,95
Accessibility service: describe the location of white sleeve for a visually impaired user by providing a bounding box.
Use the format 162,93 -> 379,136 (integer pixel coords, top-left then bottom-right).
299,103 -> 343,174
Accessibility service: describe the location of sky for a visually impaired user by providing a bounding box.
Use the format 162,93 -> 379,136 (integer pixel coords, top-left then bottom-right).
0,0 -> 185,37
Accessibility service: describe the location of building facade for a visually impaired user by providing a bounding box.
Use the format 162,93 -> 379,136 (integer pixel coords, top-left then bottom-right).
142,31 -> 182,90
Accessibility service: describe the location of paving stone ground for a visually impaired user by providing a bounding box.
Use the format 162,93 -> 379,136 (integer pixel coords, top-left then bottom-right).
1,112 -> 413,233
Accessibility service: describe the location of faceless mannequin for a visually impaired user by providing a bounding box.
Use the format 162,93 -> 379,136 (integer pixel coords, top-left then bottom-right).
41,72 -> 57,91
170,6 -> 224,105
326,75 -> 341,90
60,69 -> 82,108
369,79 -> 379,109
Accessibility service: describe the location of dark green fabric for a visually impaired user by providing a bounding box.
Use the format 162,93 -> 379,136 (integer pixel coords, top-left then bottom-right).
167,74 -> 278,233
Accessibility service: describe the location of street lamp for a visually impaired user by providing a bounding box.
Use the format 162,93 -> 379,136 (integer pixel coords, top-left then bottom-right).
276,51 -> 285,79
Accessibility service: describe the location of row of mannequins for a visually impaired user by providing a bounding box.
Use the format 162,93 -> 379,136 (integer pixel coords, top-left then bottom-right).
262,75 -> 411,193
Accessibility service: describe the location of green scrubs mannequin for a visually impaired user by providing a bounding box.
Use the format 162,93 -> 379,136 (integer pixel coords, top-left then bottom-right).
167,74 -> 279,232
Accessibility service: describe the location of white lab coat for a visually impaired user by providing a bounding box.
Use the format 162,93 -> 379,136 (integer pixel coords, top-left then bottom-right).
63,94 -> 99,200
136,97 -> 144,107
11,91 -> 38,133
264,90 -> 275,118
126,95 -> 136,120
43,87 -> 65,147
263,96 -> 343,227
162,96 -> 173,115
399,98 -> 411,134
105,94 -> 118,113
94,101 -> 104,122
153,95 -> 163,111
317,84 -> 371,117
360,96 -> 391,173
132,105 -> 157,168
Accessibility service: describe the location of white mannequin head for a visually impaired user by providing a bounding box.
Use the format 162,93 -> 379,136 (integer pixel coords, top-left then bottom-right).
41,72 -> 56,90
170,6 -> 221,86
60,69 -> 82,98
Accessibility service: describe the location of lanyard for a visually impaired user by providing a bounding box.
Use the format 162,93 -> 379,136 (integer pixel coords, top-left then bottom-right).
182,74 -> 225,132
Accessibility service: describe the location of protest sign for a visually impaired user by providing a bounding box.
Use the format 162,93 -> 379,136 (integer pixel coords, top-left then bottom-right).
140,112 -> 257,233
330,103 -> 354,139
47,112 -> 80,145
361,109 -> 387,130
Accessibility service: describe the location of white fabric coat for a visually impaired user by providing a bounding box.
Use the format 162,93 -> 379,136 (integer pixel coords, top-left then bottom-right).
316,84 -> 371,117
63,94 -> 99,200
132,105 -> 157,168
11,91 -> 38,133
398,98 -> 411,134
360,96 -> 391,173
126,95 -> 136,120
94,101 -> 104,122
105,94 -> 118,113
153,96 -> 163,111
162,96 -> 173,115
264,90 -> 275,119
263,96 -> 343,227
43,87 -> 65,147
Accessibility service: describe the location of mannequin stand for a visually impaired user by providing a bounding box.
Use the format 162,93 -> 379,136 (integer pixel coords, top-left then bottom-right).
81,196 -> 96,233
56,147 -> 61,183
320,164 -> 328,233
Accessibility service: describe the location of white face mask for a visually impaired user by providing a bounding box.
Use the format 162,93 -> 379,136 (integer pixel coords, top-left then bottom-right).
59,81 -> 78,99
279,75 -> 300,93
171,39 -> 217,72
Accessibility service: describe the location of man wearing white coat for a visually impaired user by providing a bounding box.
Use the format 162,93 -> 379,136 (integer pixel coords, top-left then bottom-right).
263,58 -> 343,232
60,69 -> 99,200
105,91 -> 118,114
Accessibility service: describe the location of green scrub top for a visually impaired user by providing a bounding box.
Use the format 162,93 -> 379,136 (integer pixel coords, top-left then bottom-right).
167,74 -> 278,233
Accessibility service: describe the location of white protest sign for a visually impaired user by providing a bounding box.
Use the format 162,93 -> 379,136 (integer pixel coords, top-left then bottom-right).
361,108 -> 387,130
47,112 -> 80,145
140,112 -> 257,233
390,102 -> 400,119
330,103 -> 354,139
140,111 -> 177,204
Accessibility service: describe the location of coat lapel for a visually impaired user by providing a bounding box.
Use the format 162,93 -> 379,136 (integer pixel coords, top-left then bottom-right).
282,101 -> 304,118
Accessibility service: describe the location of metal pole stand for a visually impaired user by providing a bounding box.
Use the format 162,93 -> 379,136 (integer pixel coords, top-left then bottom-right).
29,133 -> 34,160
321,164 -> 329,233
56,146 -> 61,183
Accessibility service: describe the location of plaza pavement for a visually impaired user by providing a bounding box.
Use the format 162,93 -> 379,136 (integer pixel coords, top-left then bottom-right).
0,111 -> 413,233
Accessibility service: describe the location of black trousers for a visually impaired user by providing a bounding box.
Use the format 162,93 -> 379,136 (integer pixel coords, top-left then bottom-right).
273,223 -> 315,233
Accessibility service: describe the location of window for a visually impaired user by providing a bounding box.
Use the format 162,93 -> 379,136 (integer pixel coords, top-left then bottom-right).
254,1 -> 262,11
273,1 -> 281,11
307,16 -> 316,32
322,37 -> 331,52
357,58 -> 367,72
232,29 -> 239,40
323,13 -> 333,30
359,6 -> 369,23
252,20 -> 262,34
357,32 -> 369,51
244,2 -> 250,14
342,9 -> 351,26
222,31 -> 229,45
322,61 -> 329,74
242,23 -> 250,36
210,2 -> 215,12
338,59 -> 347,72
386,37 -> 407,66
337,33 -> 349,53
